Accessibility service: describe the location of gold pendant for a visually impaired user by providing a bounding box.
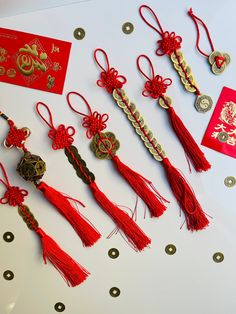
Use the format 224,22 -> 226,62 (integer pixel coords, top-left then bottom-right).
209,51 -> 230,75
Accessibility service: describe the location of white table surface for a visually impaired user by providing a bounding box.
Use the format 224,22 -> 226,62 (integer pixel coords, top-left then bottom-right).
0,1 -> 235,313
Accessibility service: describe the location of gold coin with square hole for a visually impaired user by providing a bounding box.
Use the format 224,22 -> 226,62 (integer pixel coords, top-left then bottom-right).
217,131 -> 229,142
213,252 -> 224,263
109,287 -> 121,297
122,22 -> 134,34
224,176 -> 236,188
73,27 -> 85,40
54,302 -> 65,312
3,231 -> 14,243
3,270 -> 14,281
165,244 -> 176,255
108,248 -> 119,259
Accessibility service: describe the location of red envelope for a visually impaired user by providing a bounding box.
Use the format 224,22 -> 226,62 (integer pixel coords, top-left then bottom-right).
202,86 -> 236,159
0,27 -> 71,94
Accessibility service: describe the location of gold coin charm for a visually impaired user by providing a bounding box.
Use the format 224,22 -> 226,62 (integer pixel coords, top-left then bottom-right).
108,248 -> 120,259
122,22 -> 134,34
213,252 -> 224,263
194,94 -> 213,113
217,131 -> 229,143
158,96 -> 172,109
73,27 -> 85,40
165,244 -> 176,255
209,51 -> 230,75
224,176 -> 236,188
109,287 -> 121,297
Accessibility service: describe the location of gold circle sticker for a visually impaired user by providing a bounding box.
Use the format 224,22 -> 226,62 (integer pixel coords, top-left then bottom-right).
122,22 -> 134,34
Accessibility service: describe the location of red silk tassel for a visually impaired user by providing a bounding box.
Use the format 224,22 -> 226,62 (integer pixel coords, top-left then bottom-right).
112,155 -> 167,217
162,158 -> 209,231
37,181 -> 101,247
36,228 -> 89,287
89,181 -> 151,251
167,107 -> 211,172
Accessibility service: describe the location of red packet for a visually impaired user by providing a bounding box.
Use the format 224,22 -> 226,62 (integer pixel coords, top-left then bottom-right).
202,86 -> 236,158
0,27 -> 71,94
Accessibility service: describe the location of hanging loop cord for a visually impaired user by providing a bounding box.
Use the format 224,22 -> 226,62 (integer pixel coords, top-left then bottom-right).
66,91 -> 109,139
137,54 -> 172,100
188,8 -> 215,57
139,5 -> 182,56
36,102 -> 75,150
94,48 -> 127,93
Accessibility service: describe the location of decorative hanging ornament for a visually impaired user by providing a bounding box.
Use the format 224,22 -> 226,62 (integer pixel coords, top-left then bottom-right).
0,162 -> 89,287
137,54 -> 211,172
35,102 -> 151,252
93,48 -> 210,231
66,91 -> 169,218
139,4 -> 213,113
188,8 -> 230,75
0,111 -> 101,248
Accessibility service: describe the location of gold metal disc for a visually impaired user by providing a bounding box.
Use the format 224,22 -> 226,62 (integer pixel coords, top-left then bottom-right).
195,94 -> 213,113
122,22 -> 134,34
213,252 -> 224,263
73,27 -> 85,40
224,176 -> 236,188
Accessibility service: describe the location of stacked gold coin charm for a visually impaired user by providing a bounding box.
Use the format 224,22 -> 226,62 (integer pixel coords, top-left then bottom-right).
188,8 -> 230,75
94,48 -> 210,232
139,4 -> 213,113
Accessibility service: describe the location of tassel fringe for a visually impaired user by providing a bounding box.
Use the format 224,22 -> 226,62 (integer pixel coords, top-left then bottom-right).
112,155 -> 168,217
37,181 -> 101,247
89,181 -> 151,251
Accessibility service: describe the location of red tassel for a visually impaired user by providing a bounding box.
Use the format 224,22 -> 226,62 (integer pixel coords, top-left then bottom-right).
167,107 -> 211,172
36,228 -> 89,287
112,155 -> 168,217
89,182 -> 151,251
37,181 -> 101,247
162,158 -> 209,231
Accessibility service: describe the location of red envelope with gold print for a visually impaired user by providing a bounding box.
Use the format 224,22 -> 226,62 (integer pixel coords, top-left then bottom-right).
202,86 -> 236,159
0,27 -> 71,94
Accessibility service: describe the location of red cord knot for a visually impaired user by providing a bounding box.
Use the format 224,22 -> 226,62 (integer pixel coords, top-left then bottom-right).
215,55 -> 226,68
4,120 -> 30,150
142,75 -> 172,99
156,31 -> 182,56
48,124 -> 75,150
0,186 -> 28,206
97,68 -> 127,93
82,111 -> 109,139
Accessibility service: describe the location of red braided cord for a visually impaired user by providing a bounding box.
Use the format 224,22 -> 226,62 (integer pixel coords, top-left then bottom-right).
94,49 -> 127,94
188,8 -> 215,57
67,92 -> 109,139
137,54 -> 172,99
36,102 -> 75,150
